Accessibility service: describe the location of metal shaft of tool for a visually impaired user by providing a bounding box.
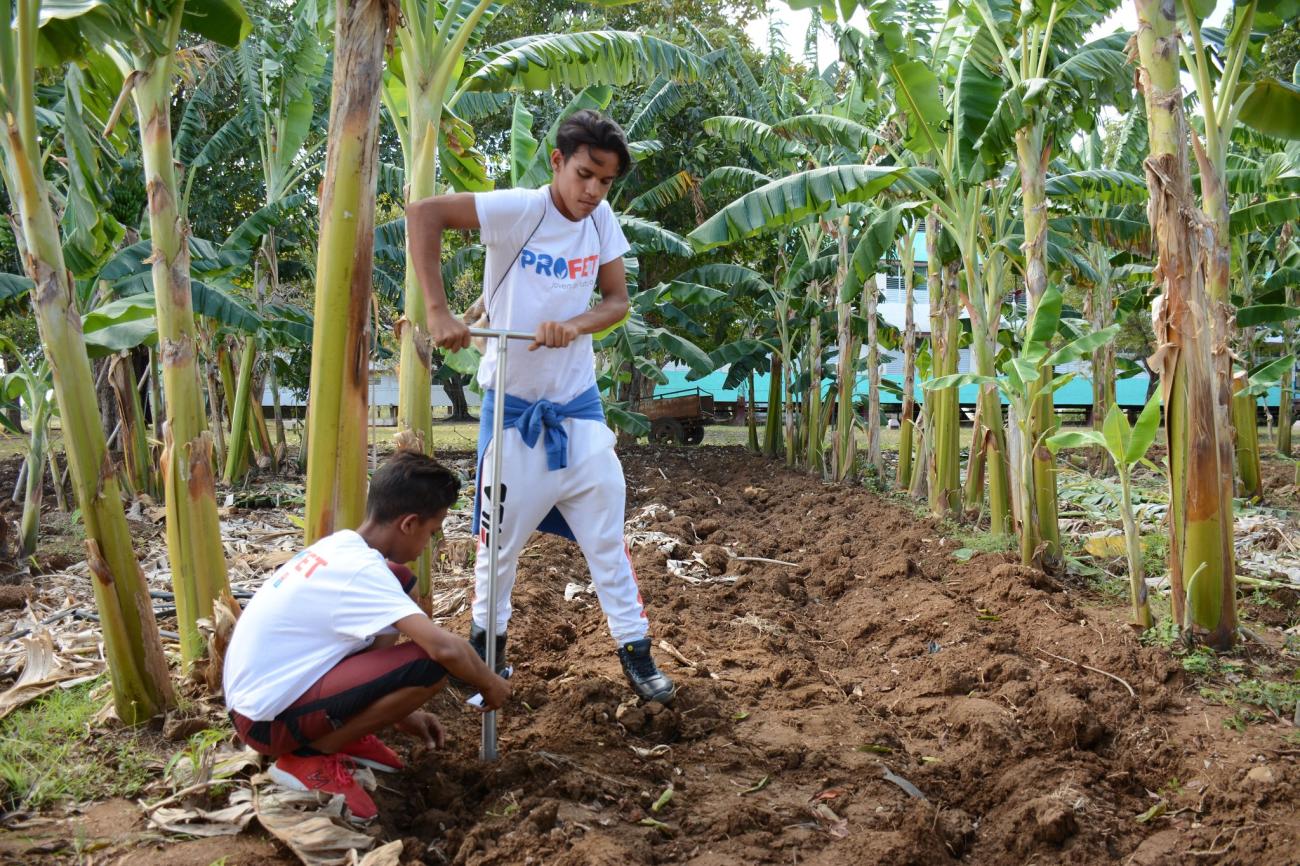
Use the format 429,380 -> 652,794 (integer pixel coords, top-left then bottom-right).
471,327 -> 532,761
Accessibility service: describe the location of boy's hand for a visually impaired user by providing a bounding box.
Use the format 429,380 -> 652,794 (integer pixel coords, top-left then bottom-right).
530,320 -> 579,351
396,710 -> 446,750
429,308 -> 472,351
478,673 -> 512,712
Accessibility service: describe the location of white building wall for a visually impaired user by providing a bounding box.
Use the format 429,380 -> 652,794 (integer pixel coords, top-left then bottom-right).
262,373 -> 482,409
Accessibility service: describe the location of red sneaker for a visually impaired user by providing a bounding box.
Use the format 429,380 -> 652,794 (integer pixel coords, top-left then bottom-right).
269,753 -> 378,821
341,734 -> 403,773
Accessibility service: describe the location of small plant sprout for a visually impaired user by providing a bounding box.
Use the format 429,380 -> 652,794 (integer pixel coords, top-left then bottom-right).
1048,392 -> 1164,628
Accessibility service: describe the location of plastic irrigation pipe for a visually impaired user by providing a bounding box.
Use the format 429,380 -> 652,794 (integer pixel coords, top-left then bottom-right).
468,327 -> 533,762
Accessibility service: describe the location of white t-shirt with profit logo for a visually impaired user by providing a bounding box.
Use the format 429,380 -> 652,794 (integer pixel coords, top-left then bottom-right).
475,186 -> 630,402
474,185 -> 630,464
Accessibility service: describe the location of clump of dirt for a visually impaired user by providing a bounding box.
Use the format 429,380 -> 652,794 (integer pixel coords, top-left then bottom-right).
366,446 -> 1298,865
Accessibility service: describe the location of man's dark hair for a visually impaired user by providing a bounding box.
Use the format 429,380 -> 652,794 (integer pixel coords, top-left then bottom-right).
556,109 -> 631,177
366,451 -> 461,524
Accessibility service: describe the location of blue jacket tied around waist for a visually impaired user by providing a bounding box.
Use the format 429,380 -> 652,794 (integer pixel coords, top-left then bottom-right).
472,385 -> 606,542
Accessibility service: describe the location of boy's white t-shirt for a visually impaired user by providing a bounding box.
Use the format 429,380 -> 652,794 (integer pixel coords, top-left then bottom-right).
223,530 -> 423,721
474,185 -> 630,464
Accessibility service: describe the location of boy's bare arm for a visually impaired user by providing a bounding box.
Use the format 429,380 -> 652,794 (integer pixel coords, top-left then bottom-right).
393,613 -> 511,710
406,194 -> 480,351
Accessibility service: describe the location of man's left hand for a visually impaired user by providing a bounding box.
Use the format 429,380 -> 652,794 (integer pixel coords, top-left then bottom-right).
395,710 -> 446,751
530,320 -> 580,351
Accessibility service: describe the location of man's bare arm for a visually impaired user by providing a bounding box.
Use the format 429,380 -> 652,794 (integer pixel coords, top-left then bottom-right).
530,257 -> 631,350
406,194 -> 480,351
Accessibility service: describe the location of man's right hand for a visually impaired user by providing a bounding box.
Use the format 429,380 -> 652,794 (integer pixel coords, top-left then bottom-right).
477,672 -> 512,712
428,308 -> 472,352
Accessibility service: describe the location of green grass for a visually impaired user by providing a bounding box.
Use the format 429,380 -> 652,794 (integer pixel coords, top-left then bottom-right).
0,432 -> 28,459
0,680 -> 159,810
950,527 -> 1017,556
1141,622 -> 1300,732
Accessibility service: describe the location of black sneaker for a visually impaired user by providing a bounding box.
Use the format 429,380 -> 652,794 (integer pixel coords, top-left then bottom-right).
451,624 -> 510,689
469,623 -> 510,678
618,638 -> 675,703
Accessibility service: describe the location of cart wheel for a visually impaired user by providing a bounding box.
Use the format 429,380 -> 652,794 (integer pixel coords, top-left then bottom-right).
683,422 -> 705,445
650,418 -> 684,445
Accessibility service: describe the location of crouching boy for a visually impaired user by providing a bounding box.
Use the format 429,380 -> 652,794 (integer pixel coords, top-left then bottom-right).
224,451 -> 511,821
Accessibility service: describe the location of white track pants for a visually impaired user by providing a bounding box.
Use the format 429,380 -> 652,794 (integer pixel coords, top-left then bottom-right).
472,431 -> 648,645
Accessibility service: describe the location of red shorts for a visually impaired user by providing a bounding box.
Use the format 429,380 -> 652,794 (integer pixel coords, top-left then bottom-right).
229,562 -> 444,757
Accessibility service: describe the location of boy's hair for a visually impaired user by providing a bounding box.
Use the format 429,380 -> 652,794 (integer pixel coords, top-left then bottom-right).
366,451 -> 461,524
556,110 -> 631,177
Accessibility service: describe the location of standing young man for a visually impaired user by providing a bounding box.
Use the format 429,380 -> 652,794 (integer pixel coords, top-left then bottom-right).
407,110 -> 673,703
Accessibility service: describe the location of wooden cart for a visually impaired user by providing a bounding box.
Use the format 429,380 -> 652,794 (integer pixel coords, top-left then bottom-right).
634,387 -> 714,446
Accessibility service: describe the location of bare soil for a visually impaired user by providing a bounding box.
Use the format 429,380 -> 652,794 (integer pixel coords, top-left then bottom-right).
3,446 -> 1298,865
377,447 -> 1298,865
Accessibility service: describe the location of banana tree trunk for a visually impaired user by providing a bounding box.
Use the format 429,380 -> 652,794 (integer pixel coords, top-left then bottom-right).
250,398 -> 275,471
266,357 -> 287,451
132,41 -> 231,664
764,354 -> 782,457
305,0 -> 395,542
393,38 -> 439,470
805,285 -> 824,474
48,446 -> 67,512
909,404 -> 929,500
19,403 -> 48,557
974,260 -> 1012,536
148,348 -> 163,441
746,371 -> 759,451
218,344 -> 249,478
1280,320 -> 1294,458
1231,371 -> 1262,501
224,338 -> 258,484
967,368 -> 1012,536
783,352 -> 797,467
963,395 -> 987,513
1007,401 -> 1025,528
1,6 -> 173,718
833,225 -> 856,482
1015,124 -> 1060,564
109,354 -> 155,499
259,233 -> 287,452
1196,126 -> 1240,553
928,246 -> 960,518
204,352 -> 227,472
897,229 -> 918,489
1135,0 -> 1236,649
864,273 -> 883,481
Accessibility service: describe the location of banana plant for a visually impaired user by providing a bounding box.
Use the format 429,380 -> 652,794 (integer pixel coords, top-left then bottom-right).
895,216 -> 922,489
1133,0 -> 1229,648
1231,352 -> 1297,501
0,0 -> 174,721
1178,0 -> 1300,477
1264,227 -> 1298,456
925,285 -> 1120,568
959,0 -> 1134,554
80,0 -> 252,664
1047,392 -> 1163,629
838,203 -> 910,482
174,8 -> 328,479
0,340 -> 54,557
